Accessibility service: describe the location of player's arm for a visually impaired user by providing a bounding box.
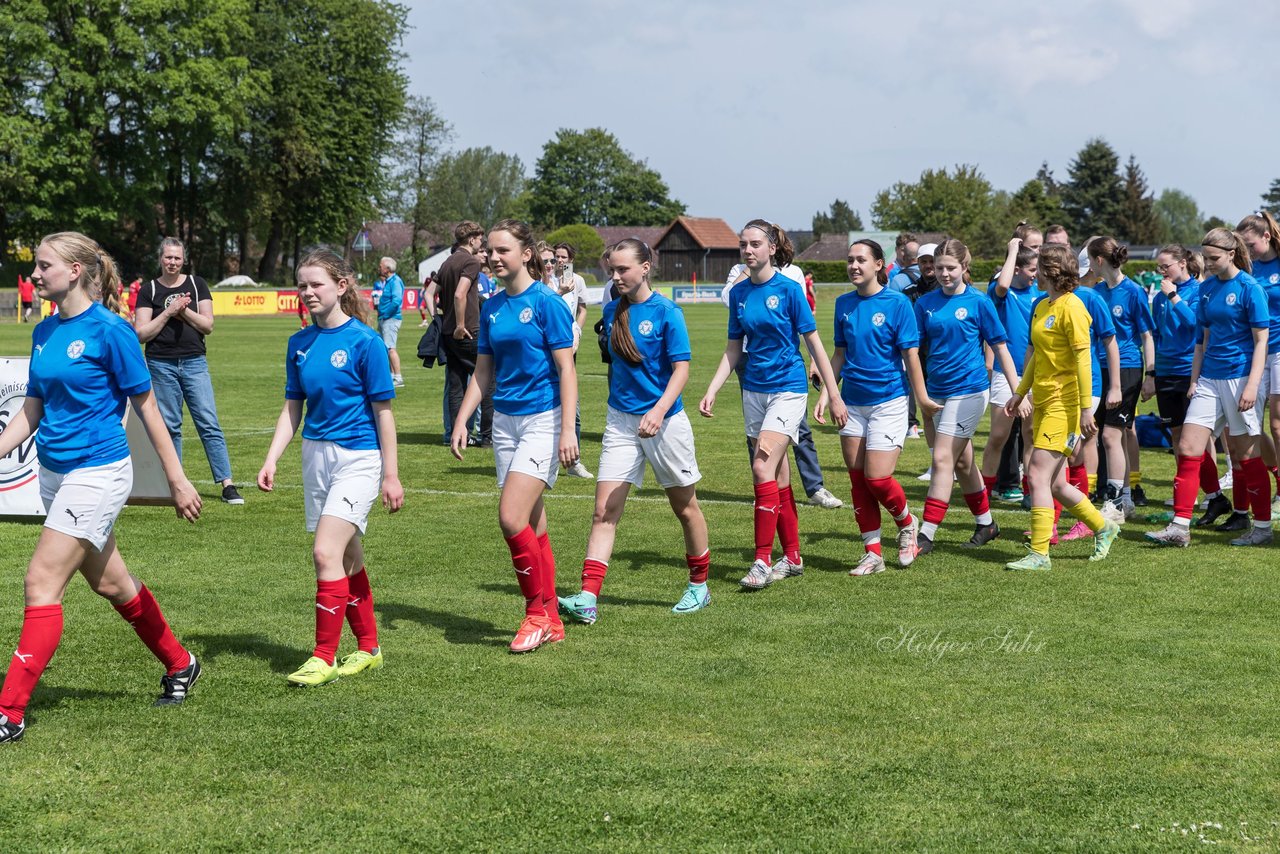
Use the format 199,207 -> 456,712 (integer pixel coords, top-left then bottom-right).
372,400 -> 403,512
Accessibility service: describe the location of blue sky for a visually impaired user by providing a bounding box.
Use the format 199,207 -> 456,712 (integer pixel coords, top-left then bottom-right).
400,0 -> 1276,231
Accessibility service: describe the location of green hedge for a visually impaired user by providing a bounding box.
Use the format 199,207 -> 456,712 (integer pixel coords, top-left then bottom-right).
799,259 -> 1159,284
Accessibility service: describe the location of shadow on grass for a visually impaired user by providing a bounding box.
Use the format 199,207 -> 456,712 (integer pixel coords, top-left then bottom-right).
376,601 -> 508,648
185,632 -> 301,675
684,489 -> 751,506
31,685 -> 130,718
475,581 -> 671,611
443,465 -> 498,477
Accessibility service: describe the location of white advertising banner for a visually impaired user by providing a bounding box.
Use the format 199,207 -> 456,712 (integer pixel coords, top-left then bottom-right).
0,357 -> 174,516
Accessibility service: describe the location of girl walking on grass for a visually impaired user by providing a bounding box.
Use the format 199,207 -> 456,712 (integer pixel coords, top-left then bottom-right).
999,244 -> 1121,570
258,250 -> 403,686
450,220 -> 579,654
820,239 -> 928,577
558,239 -> 711,622
699,220 -> 845,590
0,232 -> 204,744
912,238 -> 1021,555
1147,229 -> 1271,548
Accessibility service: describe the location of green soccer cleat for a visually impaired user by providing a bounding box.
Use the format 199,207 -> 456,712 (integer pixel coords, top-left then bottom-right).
1005,548 -> 1052,572
336,648 -> 383,677
287,655 -> 340,688
1090,520 -> 1121,562
557,591 -> 598,625
672,583 -> 710,614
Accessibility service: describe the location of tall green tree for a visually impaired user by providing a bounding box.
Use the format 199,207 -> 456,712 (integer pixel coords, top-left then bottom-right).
812,199 -> 863,238
1062,138 -> 1123,239
1261,178 -> 1280,216
383,95 -> 452,262
528,129 -> 684,228
1115,155 -> 1161,244
425,147 -> 526,228
1153,189 -> 1203,246
871,164 -> 1006,254
1008,179 -> 1065,230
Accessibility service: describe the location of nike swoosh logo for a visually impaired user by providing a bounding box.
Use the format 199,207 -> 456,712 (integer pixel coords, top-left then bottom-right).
13,652 -> 31,664
514,566 -> 533,576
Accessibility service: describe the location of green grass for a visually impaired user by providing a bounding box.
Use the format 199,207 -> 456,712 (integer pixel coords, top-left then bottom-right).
0,297 -> 1277,852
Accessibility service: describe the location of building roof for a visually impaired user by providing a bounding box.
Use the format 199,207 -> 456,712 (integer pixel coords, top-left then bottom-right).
361,222 -> 450,259
595,226 -> 667,253
656,216 -> 739,250
796,233 -> 850,261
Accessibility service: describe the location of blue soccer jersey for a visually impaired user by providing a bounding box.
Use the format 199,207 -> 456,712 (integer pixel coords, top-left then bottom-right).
914,287 -> 1007,398
1073,285 -> 1117,396
1150,280 -> 1201,376
1197,272 -> 1269,380
727,272 -> 816,394
285,318 -> 394,450
27,303 -> 152,473
987,280 -> 1044,373
1250,257 -> 1280,354
602,293 -> 691,417
478,282 -> 575,415
833,287 -> 919,406
1095,277 -> 1154,369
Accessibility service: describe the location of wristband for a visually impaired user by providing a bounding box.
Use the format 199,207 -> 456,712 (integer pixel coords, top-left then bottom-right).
1145,370 -> 1155,377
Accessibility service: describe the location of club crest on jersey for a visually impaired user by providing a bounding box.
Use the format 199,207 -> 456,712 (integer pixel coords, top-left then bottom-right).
766,294 -> 780,310
871,312 -> 886,327
638,320 -> 654,336
1225,292 -> 1237,306
1271,274 -> 1279,285
519,307 -> 534,324
954,307 -> 968,320
1044,315 -> 1056,329
66,340 -> 85,359
1111,305 -> 1123,317
329,349 -> 349,368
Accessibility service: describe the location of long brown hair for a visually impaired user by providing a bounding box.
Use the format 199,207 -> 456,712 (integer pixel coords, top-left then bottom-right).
296,249 -> 369,324
1202,227 -> 1252,274
1158,243 -> 1197,280
490,219 -> 542,280
1237,211 -> 1280,259
933,236 -> 972,283
849,239 -> 888,285
40,231 -> 123,313
608,238 -> 652,366
742,219 -> 795,267
1086,235 -> 1128,269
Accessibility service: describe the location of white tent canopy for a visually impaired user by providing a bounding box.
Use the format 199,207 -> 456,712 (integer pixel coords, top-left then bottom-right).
214,274 -> 257,288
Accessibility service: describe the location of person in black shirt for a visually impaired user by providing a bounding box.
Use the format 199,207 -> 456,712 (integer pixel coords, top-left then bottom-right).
133,237 -> 243,504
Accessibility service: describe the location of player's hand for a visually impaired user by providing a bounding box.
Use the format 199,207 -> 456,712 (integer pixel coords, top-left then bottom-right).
1017,395 -> 1033,418
1003,394 -> 1022,419
813,394 -> 827,425
257,463 -> 275,492
452,326 -> 472,340
1160,276 -> 1178,297
382,474 -> 404,513
164,293 -> 192,317
449,427 -> 467,461
1186,380 -> 1197,401
1081,408 -> 1098,439
1239,384 -> 1258,412
1008,237 -> 1022,254
170,478 -> 202,522
919,396 -> 942,419
1141,375 -> 1155,401
637,408 -> 664,438
828,396 -> 848,428
699,392 -> 715,418
1106,387 -> 1122,409
559,433 -> 580,469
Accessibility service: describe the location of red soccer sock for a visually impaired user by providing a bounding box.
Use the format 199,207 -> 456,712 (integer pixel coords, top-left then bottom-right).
1242,457 -> 1272,522
345,568 -> 379,653
504,527 -> 545,617
963,488 -> 991,519
537,532 -> 561,626
848,469 -> 883,554
1053,499 -> 1062,527
313,578 -> 349,665
1199,453 -> 1221,495
1232,467 -> 1248,512
0,604 -> 62,725
866,474 -> 910,524
1021,475 -> 1030,495
114,585 -> 190,674
923,497 -> 949,527
1172,453 -> 1202,521
777,485 -> 801,563
686,550 -> 710,585
753,481 -> 780,562
1067,465 -> 1089,495
581,558 -> 608,597
982,474 -> 996,496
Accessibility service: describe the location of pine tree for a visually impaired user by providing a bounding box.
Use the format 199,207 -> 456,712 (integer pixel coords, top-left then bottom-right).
1262,178 -> 1280,215
1116,155 -> 1161,244
1062,138 -> 1123,239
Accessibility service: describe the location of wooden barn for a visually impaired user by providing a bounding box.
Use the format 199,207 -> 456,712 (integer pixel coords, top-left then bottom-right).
653,216 -> 740,283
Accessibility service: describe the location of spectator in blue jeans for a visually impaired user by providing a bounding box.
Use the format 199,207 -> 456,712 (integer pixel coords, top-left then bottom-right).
133,237 -> 243,504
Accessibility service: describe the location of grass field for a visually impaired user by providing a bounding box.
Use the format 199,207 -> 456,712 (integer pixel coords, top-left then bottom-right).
0,291 -> 1277,852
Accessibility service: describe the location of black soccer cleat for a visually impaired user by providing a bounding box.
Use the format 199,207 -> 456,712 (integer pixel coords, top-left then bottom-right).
1195,493 -> 1233,528
0,714 -> 25,744
916,533 -> 935,555
1131,485 -> 1149,506
155,654 -> 202,707
962,521 -> 1000,548
1214,511 -> 1250,533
